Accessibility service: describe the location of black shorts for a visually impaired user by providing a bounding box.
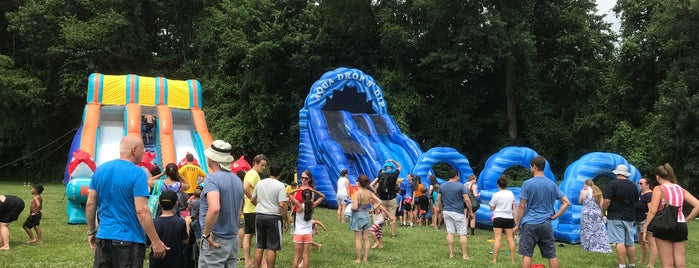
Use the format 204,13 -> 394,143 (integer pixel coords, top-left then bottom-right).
93,239 -> 146,268
244,213 -> 256,235
395,208 -> 403,217
404,203 -> 413,211
653,222 -> 688,242
23,212 -> 42,228
492,217 -> 515,229
255,214 -> 283,251
0,195 -> 25,223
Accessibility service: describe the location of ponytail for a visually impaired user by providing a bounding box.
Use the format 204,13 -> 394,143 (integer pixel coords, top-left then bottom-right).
302,189 -> 314,221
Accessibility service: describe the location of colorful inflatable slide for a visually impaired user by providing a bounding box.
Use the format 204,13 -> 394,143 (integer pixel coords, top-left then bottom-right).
64,73 -> 213,224
298,68 -> 473,207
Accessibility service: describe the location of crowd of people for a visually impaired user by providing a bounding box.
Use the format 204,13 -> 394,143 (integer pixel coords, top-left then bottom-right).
3,136 -> 699,268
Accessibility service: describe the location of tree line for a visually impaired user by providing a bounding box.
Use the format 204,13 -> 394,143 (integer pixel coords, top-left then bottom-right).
0,0 -> 696,193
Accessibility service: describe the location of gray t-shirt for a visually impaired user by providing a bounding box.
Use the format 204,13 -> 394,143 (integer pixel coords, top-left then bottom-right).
438,181 -> 468,214
199,170 -> 244,239
252,178 -> 288,215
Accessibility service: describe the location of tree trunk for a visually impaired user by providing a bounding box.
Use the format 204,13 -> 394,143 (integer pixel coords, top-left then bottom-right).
505,58 -> 517,140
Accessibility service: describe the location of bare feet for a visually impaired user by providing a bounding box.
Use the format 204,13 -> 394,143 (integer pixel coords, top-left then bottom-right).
462,255 -> 470,260
354,259 -> 361,263
26,239 -> 37,244
317,244 -> 322,252
0,246 -> 9,251
371,243 -> 379,249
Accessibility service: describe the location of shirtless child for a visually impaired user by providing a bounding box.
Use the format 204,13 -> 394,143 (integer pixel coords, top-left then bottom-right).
23,183 -> 44,244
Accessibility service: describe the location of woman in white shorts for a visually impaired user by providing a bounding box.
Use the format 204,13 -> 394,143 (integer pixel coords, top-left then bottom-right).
336,169 -> 351,223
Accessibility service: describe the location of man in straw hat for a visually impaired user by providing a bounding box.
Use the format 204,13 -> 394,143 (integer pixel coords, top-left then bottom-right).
602,164 -> 639,268
199,140 -> 244,267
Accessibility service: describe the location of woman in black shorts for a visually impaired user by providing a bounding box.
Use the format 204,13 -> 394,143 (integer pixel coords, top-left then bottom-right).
0,195 -> 25,250
488,176 -> 516,264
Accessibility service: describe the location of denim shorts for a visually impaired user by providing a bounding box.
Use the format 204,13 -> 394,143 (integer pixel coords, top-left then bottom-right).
607,219 -> 634,246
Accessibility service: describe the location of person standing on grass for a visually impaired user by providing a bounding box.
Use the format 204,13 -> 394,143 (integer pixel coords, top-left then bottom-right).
643,163 -> 699,268
489,176 -> 517,264
336,169 -> 351,223
635,177 -> 657,266
371,159 -> 401,238
436,169 -> 473,260
86,136 -> 168,267
243,154 -> 268,268
251,163 -> 290,268
149,190 -> 190,268
350,174 -> 383,263
602,164 -> 639,268
400,173 -> 415,227
23,182 -> 44,244
199,140 -> 244,267
287,188 -> 325,268
513,156 -> 570,268
0,195 -> 25,251
465,175 -> 480,235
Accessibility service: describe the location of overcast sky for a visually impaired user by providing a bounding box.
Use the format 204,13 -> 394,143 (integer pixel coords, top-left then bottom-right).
596,0 -> 620,33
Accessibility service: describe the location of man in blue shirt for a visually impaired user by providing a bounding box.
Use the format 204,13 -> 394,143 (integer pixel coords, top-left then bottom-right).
199,140 -> 245,267
436,169 -> 474,260
86,136 -> 168,267
514,156 -> 570,268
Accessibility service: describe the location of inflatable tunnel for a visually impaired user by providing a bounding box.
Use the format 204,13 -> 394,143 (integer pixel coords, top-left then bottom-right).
64,73 -> 214,224
298,68 -> 426,207
475,147 -> 556,229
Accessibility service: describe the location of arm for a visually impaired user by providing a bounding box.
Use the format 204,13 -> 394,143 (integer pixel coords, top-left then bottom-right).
352,190 -> 360,210
86,190 -> 99,250
178,174 -> 190,192
279,200 -> 289,231
551,196 -> 571,220
643,187 -> 663,242
135,196 -> 168,259
370,192 -> 383,205
435,193 -> 442,213
471,184 -> 480,198
684,189 -> 699,221
311,188 -> 326,207
578,187 -> 586,204
463,194 -> 474,218
183,217 -> 192,245
513,199 -> 527,233
34,196 -> 42,212
389,159 -> 402,173
244,180 -> 253,200
202,191 -> 221,249
370,178 -> 379,192
286,191 -> 303,207
601,198 -> 611,216
148,173 -> 164,189
314,220 -> 327,231
250,186 -> 258,206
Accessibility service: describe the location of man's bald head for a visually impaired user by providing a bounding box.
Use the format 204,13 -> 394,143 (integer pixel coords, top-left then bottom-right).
120,135 -> 144,164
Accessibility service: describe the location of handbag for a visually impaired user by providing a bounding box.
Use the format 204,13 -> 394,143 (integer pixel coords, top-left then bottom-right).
647,185 -> 681,234
647,204 -> 679,234
148,180 -> 163,218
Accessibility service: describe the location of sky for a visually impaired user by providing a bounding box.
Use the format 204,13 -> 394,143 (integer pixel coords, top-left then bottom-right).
596,0 -> 620,33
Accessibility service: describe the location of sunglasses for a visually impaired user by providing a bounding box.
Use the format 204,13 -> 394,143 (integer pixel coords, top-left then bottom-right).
301,176 -> 310,180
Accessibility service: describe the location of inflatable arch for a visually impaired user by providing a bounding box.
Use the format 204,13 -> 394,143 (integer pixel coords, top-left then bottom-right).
474,147 -> 555,228
412,147 -> 474,187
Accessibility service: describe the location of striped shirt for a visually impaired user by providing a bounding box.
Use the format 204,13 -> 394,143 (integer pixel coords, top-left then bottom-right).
660,184 -> 685,223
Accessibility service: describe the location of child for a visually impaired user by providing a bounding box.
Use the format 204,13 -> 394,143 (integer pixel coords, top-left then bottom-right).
395,189 -> 404,227
287,188 -> 325,268
431,184 -> 442,229
369,201 -> 391,249
415,188 -> 430,226
187,185 -> 203,239
310,220 -> 327,251
149,190 -> 190,268
23,182 -> 43,244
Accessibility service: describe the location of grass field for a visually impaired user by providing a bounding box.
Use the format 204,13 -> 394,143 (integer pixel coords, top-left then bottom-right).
1,182 -> 699,267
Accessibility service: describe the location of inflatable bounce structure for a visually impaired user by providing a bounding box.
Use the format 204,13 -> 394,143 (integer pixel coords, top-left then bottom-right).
298,68 -> 473,207
64,74 -> 213,224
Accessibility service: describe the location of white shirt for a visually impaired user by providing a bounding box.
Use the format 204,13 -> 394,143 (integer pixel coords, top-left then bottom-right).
295,204 -> 313,235
489,189 -> 515,219
337,176 -> 349,196
252,178 -> 288,215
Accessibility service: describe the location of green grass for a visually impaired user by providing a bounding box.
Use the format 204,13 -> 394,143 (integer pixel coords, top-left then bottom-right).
2,182 -> 699,267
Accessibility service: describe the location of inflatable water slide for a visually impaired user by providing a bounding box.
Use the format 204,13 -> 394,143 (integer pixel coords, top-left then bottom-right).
474,147 -> 640,243
63,74 -> 213,224
298,68 -> 475,207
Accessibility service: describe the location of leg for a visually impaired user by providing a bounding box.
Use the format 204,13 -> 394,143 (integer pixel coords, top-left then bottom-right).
548,257 -> 560,268
302,243 -> 312,268
672,241 -> 686,268
244,234 -> 253,267
35,226 -> 43,242
446,233 -> 454,258
292,243 -> 302,268
354,231 -> 362,262
253,248 -> 264,268
0,223 -> 10,250
505,228 -> 517,264
615,243 -> 628,266
647,233 -> 658,266
654,238 -> 674,268
522,256 -> 532,268
24,225 -> 36,243
459,234 -> 469,260
361,230 -> 370,262
265,250 -> 276,268
492,227 -> 503,263
639,233 -> 648,264
626,245 -> 636,267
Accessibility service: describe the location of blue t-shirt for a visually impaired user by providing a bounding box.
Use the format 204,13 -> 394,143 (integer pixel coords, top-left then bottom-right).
199,170 -> 244,239
438,181 -> 468,214
400,179 -> 415,198
395,194 -> 404,210
519,176 -> 564,225
90,159 -> 149,243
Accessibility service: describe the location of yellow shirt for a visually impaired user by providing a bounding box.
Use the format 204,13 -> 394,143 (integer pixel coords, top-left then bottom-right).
243,169 -> 261,213
179,164 -> 207,194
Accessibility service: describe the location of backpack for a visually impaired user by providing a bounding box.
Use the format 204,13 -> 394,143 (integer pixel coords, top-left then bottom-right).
376,173 -> 394,200
148,180 -> 163,218
467,182 -> 480,212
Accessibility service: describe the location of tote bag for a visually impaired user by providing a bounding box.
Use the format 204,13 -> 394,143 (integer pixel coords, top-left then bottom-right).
148,180 -> 163,218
